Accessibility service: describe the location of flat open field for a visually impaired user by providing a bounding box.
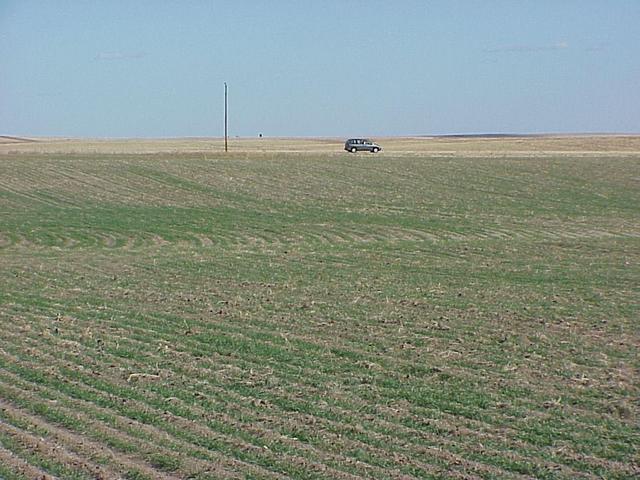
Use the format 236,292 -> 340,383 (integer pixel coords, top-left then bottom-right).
1,137 -> 638,479
3,135 -> 640,156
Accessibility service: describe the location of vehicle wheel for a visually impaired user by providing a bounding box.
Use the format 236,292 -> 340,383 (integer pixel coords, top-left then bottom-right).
372,147 -> 379,153
351,147 -> 357,153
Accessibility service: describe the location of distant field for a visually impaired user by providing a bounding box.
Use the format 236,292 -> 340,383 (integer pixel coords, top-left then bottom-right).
2,134 -> 640,156
0,138 -> 638,479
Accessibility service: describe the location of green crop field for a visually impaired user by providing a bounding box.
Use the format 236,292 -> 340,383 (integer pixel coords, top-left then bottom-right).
0,138 -> 638,479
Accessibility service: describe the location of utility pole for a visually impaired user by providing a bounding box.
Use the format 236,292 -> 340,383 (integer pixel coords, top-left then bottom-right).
224,82 -> 228,152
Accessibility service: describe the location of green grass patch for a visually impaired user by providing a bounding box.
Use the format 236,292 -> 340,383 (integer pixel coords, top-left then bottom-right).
1,152 -> 638,479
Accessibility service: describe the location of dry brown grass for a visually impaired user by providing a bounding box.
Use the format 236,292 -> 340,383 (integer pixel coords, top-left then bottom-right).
2,135 -> 640,156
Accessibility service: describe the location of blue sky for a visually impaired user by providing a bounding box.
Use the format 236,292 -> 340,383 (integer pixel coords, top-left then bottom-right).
1,1 -> 639,137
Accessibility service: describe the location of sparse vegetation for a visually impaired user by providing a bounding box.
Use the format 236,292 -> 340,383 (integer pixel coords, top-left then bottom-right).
0,138 -> 638,478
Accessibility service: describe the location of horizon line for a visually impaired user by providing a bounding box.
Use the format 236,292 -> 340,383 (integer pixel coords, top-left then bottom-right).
3,132 -> 640,142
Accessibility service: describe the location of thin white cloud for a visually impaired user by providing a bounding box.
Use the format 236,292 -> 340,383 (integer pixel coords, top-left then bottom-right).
95,52 -> 146,61
485,42 -> 569,53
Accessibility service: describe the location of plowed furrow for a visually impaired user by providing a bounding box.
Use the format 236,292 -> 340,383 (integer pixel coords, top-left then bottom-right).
0,328 -> 498,478
0,443 -> 53,480
1,326 -> 615,479
0,417 -> 118,480
0,395 -> 246,480
0,369 -> 287,479
0,355 -> 391,479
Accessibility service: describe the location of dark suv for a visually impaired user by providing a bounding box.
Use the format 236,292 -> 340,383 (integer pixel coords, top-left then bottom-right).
344,138 -> 382,153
